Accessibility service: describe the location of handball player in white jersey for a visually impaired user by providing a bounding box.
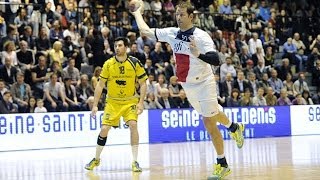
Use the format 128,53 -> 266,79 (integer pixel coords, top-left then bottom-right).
132,2 -> 245,179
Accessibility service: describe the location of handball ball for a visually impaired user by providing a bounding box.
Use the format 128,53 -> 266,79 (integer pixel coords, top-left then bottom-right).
128,0 -> 144,14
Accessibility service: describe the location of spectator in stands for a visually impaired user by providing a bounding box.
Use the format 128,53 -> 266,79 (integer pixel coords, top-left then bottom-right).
90,29 -> 105,68
220,57 -> 236,81
0,91 -> 18,113
260,27 -> 276,50
226,88 -> 241,107
0,26 -> 19,51
283,73 -> 295,100
49,20 -> 64,44
259,0 -> 271,22
265,87 -> 277,106
19,26 -> 35,50
312,89 -> 320,104
218,44 -> 230,64
145,59 -> 157,77
63,77 -> 80,111
293,72 -> 309,96
311,59 -> 320,87
26,96 -> 36,113
302,90 -> 314,105
251,46 -> 265,66
63,21 -> 80,47
243,60 -> 255,78
249,32 -> 264,56
283,37 -> 298,68
49,40 -> 64,67
63,58 -> 80,86
35,27 -> 51,54
235,13 -> 250,36
176,89 -> 191,108
164,56 -> 175,82
34,99 -> 47,113
81,96 -> 95,111
292,94 -> 306,105
62,36 -> 81,68
221,73 -> 234,99
41,2 -> 55,28
150,0 -> 163,23
268,69 -> 283,97
91,66 -> 101,90
233,71 -> 251,95
43,73 -> 68,112
144,93 -> 157,109
276,58 -> 292,81
156,88 -> 177,109
168,76 -> 182,106
239,46 -> 251,67
0,79 -> 8,100
213,30 -> 226,53
292,33 -> 306,50
129,43 -> 146,64
76,74 -> 94,104
31,55 -> 49,99
154,74 -> 167,99
230,47 -> 241,69
0,12 -> 6,38
277,89 -> 292,106
253,59 -> 267,81
17,40 -> 35,71
65,2 -> 77,23
252,87 -> 267,106
1,41 -> 18,66
14,8 -> 31,35
240,88 -> 253,106
143,44 -> 151,60
309,35 -> 320,52
146,73 -> 156,97
249,12 -> 262,34
10,72 -> 31,112
0,56 -> 18,86
219,0 -> 232,14
248,72 -> 262,97
276,9 -> 292,44
264,46 -> 275,67
306,47 -> 319,71
137,34 -> 155,53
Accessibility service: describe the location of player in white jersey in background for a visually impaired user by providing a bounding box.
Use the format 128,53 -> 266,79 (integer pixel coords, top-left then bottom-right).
132,2 -> 245,180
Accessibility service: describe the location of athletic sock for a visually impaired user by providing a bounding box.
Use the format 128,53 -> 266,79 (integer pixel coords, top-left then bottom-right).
131,145 -> 139,162
217,157 -> 228,168
227,122 -> 238,133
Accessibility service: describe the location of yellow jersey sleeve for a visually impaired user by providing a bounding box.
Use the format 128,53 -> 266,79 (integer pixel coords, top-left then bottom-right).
134,58 -> 148,81
99,59 -> 111,83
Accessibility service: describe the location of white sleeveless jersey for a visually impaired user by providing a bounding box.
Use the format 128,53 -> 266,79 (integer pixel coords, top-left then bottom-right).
155,27 -> 216,84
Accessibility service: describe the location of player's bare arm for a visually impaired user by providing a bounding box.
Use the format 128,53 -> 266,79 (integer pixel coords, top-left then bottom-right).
131,4 -> 156,40
137,79 -> 147,115
92,79 -> 105,117
189,35 -> 220,66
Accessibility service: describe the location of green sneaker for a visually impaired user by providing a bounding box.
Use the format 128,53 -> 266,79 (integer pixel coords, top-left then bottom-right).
132,161 -> 142,172
85,158 -> 100,170
230,123 -> 245,148
207,164 -> 231,180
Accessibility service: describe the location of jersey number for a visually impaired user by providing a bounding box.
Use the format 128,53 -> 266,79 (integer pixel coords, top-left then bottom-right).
119,66 -> 125,74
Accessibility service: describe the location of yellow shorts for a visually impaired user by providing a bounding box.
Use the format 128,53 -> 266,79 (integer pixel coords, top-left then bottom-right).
102,99 -> 138,127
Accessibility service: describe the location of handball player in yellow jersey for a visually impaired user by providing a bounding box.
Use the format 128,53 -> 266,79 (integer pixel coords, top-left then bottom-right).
85,37 -> 148,172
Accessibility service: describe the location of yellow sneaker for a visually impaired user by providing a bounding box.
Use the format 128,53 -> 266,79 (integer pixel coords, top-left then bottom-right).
207,164 -> 231,180
132,161 -> 142,172
85,158 -> 100,170
229,123 -> 245,148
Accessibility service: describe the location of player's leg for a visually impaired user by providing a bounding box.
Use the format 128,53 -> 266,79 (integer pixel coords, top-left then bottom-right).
85,101 -> 121,170
203,116 -> 231,180
124,103 -> 142,172
85,125 -> 112,170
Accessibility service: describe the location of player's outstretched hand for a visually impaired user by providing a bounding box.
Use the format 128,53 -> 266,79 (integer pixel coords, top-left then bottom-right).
91,106 -> 98,118
189,36 -> 200,57
136,102 -> 144,115
130,0 -> 144,16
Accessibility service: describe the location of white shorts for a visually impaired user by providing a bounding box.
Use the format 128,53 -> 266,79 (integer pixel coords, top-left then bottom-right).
181,76 -> 223,117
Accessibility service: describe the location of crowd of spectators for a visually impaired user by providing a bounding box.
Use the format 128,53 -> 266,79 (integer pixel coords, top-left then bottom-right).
0,0 -> 320,113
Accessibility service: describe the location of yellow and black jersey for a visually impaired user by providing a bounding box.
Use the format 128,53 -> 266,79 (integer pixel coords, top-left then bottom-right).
99,56 -> 148,100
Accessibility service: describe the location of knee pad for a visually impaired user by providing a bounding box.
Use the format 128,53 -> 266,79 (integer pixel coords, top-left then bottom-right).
97,135 -> 107,146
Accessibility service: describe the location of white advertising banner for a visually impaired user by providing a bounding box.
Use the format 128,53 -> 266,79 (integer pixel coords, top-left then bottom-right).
0,111 -> 149,151
290,105 -> 320,135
